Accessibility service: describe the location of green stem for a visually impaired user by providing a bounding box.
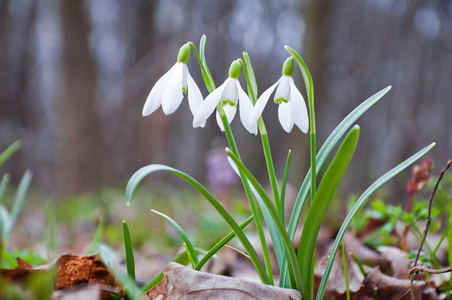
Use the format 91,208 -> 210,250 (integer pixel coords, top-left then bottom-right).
218,105 -> 273,285
280,150 -> 292,223
342,241 -> 351,300
258,119 -> 281,219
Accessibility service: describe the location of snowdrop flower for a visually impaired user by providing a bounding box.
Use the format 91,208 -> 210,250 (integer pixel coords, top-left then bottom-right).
250,57 -> 309,133
193,60 -> 257,134
142,43 -> 203,123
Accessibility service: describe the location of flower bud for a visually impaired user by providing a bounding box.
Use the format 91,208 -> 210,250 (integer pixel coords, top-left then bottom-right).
228,59 -> 241,79
282,57 -> 294,76
177,43 -> 191,64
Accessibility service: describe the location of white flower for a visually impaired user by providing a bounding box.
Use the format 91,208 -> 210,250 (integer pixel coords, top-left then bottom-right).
142,43 -> 204,125
193,60 -> 257,134
250,58 -> 308,133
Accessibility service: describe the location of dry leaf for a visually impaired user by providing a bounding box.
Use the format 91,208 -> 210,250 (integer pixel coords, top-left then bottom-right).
162,262 -> 301,300
363,267 -> 437,300
55,254 -> 124,299
140,276 -> 168,300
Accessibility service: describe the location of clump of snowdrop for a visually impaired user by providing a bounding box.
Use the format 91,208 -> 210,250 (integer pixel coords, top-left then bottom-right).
127,35 -> 433,300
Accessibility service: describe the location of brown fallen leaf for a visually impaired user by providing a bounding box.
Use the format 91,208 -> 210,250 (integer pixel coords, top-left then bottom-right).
140,276 -> 168,300
55,254 -> 124,299
316,243 -> 366,299
160,262 -> 301,300
0,257 -> 48,283
363,267 -> 437,300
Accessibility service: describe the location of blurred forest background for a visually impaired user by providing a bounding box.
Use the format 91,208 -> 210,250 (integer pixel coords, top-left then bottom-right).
1,0 -> 451,198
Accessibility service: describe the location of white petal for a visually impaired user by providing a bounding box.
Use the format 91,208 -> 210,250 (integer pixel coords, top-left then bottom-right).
193,79 -> 229,128
236,81 -> 257,135
216,105 -> 237,131
278,102 -> 294,133
289,78 -> 309,133
142,64 -> 175,116
219,78 -> 239,105
250,78 -> 281,125
274,76 -> 291,103
186,69 -> 203,117
162,62 -> 185,115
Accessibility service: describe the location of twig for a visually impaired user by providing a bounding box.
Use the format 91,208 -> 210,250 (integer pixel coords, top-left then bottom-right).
410,265 -> 452,275
411,160 -> 452,269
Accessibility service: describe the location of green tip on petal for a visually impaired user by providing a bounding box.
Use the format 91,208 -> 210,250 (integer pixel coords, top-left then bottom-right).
282,57 -> 294,76
228,59 -> 241,79
177,43 -> 191,64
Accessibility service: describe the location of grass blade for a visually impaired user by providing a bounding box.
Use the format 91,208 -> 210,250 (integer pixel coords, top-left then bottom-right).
0,140 -> 21,169
298,125 -> 360,299
125,164 -> 271,284
123,220 -> 136,299
227,149 -> 303,292
287,86 -> 392,241
142,251 -> 190,292
195,215 -> 253,270
0,174 -> 10,205
152,209 -> 199,266
4,170 -> 32,242
316,142 -> 435,300
85,219 -> 105,255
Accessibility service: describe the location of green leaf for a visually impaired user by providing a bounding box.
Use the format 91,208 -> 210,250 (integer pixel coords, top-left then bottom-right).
0,174 -> 10,205
3,169 -> 32,243
195,215 -> 253,271
316,142 -> 435,300
151,209 -> 199,266
298,125 -> 360,298
85,219 -> 105,255
0,140 -> 21,169
123,220 -> 136,299
227,150 -> 303,291
142,251 -> 190,292
287,86 -> 392,241
125,164 -> 270,284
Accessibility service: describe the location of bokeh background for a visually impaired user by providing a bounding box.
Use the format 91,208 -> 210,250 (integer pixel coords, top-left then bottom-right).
1,0 -> 451,198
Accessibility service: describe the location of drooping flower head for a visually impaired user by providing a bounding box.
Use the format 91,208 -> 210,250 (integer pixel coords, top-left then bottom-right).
142,43 -> 203,123
250,57 -> 309,133
193,60 -> 257,134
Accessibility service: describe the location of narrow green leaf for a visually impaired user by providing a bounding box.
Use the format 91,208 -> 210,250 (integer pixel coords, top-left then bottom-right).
0,140 -> 21,169
85,219 -> 105,255
0,174 -> 10,205
316,142 -> 435,300
218,107 -> 273,284
287,86 -> 392,241
46,203 -> 57,260
227,150 -> 303,292
142,251 -> 190,292
125,164 -> 271,284
152,209 -> 199,265
298,126 -> 360,298
123,220 -> 136,299
225,245 -> 251,260
228,157 -> 293,288
350,253 -> 367,277
3,170 -> 32,242
195,215 -> 253,270
342,241 -> 351,300
0,205 -> 10,241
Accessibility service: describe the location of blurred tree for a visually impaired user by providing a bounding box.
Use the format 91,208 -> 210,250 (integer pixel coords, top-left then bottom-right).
56,0 -> 102,194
